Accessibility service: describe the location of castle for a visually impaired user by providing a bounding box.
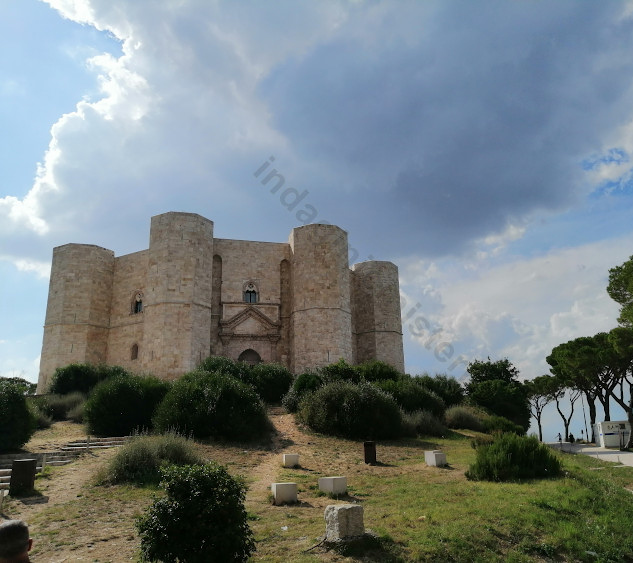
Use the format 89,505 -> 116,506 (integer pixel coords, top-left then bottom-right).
37,212 -> 405,392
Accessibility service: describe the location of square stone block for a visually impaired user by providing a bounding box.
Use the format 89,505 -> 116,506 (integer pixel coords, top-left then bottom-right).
271,482 -> 298,505
318,476 -> 347,495
424,450 -> 447,467
282,453 -> 300,468
324,504 -> 364,541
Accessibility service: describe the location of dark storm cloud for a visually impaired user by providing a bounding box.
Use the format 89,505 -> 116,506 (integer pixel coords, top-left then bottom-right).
260,1 -> 633,256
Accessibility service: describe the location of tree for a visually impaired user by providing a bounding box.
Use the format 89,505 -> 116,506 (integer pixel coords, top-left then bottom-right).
546,334 -> 621,441
550,376 -> 582,442
608,255 -> 633,328
415,373 -> 464,407
524,375 -> 556,442
0,376 -> 36,395
466,359 -> 530,431
605,327 -> 633,448
466,358 -> 519,388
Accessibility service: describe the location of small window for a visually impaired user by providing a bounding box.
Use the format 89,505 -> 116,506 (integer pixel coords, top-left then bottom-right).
131,343 -> 139,360
243,282 -> 258,303
132,292 -> 143,314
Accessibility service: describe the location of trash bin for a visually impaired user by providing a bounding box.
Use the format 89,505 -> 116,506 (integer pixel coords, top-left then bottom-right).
9,459 -> 37,496
364,441 -> 376,465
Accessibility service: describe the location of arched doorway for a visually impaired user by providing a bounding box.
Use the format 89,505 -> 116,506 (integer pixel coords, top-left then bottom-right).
238,349 -> 262,365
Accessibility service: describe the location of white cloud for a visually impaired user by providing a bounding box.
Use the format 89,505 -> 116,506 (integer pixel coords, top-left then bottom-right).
402,235 -> 633,379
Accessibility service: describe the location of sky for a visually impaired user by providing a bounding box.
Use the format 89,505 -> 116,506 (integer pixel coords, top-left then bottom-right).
3,0 -> 633,439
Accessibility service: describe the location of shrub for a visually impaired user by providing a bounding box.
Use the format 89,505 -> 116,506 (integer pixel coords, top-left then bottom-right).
355,360 -> 401,382
99,433 -> 203,485
153,371 -> 270,441
318,359 -> 360,383
49,363 -> 130,395
401,410 -> 447,438
375,379 -> 446,417
67,402 -> 85,423
298,380 -> 402,440
31,392 -> 85,421
136,463 -> 255,562
466,433 -> 562,482
0,381 -> 36,452
444,405 -> 485,431
244,363 -> 293,403
197,356 -> 248,379
415,374 -> 464,407
482,415 -> 526,436
85,375 -> 170,436
282,370 -> 323,413
31,406 -> 53,429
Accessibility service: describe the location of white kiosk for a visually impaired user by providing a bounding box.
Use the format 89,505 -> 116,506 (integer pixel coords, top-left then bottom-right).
593,421 -> 631,448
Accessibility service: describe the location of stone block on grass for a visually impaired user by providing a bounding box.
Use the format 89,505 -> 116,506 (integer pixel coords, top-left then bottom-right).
282,453 -> 300,468
324,504 -> 364,541
424,450 -> 447,467
271,482 -> 297,505
318,476 -> 347,495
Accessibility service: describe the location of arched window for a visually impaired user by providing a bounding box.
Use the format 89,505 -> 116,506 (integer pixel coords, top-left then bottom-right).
238,349 -> 261,365
131,343 -> 139,360
132,292 -> 143,314
243,282 -> 258,303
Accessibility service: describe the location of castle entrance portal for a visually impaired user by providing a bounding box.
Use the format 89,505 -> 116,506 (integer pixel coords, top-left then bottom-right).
238,348 -> 262,365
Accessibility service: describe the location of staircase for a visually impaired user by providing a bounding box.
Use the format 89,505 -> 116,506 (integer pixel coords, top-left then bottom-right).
0,436 -> 130,492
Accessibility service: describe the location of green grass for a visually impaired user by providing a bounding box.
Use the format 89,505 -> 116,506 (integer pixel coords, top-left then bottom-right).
9,422 -> 633,561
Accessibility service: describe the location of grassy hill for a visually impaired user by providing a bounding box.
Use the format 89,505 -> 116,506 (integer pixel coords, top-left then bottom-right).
4,413 -> 633,562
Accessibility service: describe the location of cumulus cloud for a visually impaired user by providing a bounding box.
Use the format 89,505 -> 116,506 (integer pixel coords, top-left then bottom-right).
401,235 -> 633,378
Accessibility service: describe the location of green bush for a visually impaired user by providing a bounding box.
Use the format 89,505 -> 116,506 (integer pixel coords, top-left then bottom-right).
0,381 -> 36,452
355,360 -> 401,382
444,405 -> 485,431
318,359 -> 360,383
244,363 -> 293,403
482,415 -> 526,435
298,380 -> 402,440
415,374 -> 464,407
99,433 -> 203,485
401,410 -> 447,437
49,363 -> 130,395
31,392 -> 85,421
375,378 -> 446,417
85,375 -> 170,436
31,405 -> 53,429
197,356 -> 249,379
136,463 -> 255,562
466,433 -> 562,482
153,371 -> 270,441
282,370 -> 323,413
67,402 -> 85,423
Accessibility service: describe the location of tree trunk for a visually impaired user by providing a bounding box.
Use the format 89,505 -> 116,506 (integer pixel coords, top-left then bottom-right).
536,415 -> 543,442
587,399 -> 596,443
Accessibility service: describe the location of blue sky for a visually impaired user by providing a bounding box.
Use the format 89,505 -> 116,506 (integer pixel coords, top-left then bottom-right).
3,0 -> 633,439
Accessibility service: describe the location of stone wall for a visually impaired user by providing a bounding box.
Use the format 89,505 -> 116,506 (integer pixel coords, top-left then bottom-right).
37,244 -> 115,392
289,224 -> 353,373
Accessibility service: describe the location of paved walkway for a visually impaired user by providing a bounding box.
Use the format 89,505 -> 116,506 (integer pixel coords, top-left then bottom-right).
549,441 -> 633,467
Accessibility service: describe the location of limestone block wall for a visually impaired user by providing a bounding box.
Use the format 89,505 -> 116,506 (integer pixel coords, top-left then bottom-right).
351,261 -> 405,373
106,250 -> 148,370
38,244 -> 115,392
289,224 -> 353,373
37,211 -> 406,389
143,212 -> 214,379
